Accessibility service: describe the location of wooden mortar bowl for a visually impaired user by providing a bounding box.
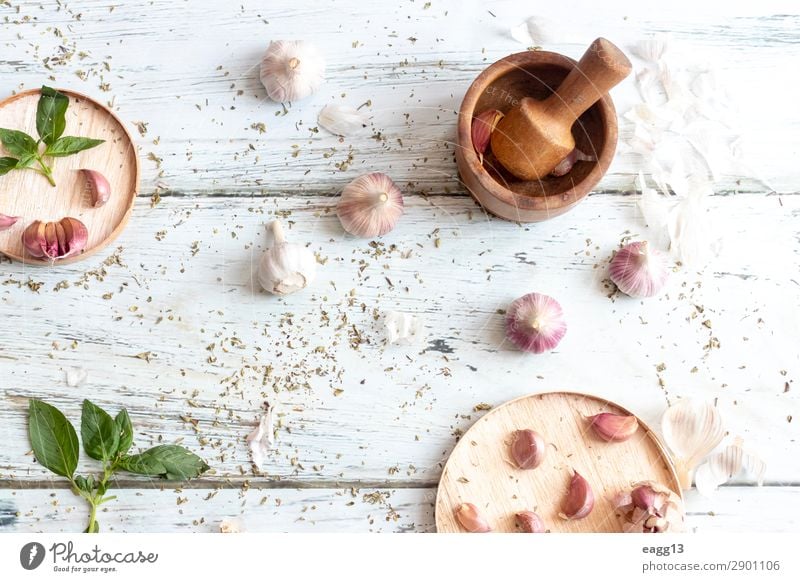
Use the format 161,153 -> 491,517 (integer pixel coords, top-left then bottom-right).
456,50 -> 618,223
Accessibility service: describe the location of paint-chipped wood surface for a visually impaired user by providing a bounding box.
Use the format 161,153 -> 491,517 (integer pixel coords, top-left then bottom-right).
1,0 -> 798,533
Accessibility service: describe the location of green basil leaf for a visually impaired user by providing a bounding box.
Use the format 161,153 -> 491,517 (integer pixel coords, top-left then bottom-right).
0,128 -> 38,157
46,136 -> 104,158
28,399 -> 79,479
16,153 -> 37,169
0,157 -> 18,176
119,445 -> 209,480
114,409 -> 134,456
36,86 -> 69,145
80,400 -> 119,462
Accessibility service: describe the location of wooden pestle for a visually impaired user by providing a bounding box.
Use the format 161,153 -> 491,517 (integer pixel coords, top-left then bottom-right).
490,38 -> 632,181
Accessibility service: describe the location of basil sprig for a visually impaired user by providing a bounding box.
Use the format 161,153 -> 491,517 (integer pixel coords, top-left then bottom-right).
28,398 -> 209,533
0,86 -> 104,186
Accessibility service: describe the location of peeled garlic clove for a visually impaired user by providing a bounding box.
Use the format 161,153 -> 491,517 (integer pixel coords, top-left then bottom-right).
22,218 -> 88,260
337,172 -> 404,238
661,399 -> 724,490
260,40 -> 325,102
81,169 -> 111,207
318,104 -> 368,136
514,511 -> 545,533
609,241 -> 670,298
454,503 -> 491,533
471,109 -> 503,163
0,213 -> 20,231
559,470 -> 594,520
505,292 -> 566,354
510,429 -> 545,470
612,480 -> 685,533
257,220 -> 317,295
550,147 -> 597,177
587,412 -> 639,442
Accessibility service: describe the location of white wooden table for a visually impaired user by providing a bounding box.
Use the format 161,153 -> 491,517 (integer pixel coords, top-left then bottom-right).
1,0 -> 798,533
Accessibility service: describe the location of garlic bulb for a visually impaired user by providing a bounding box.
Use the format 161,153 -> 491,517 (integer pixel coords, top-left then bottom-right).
661,399 -> 724,490
318,104 -> 368,136
505,292 -> 566,354
612,481 -> 685,533
260,40 -> 325,102
609,241 -> 670,298
337,172 -> 404,238
257,220 -> 316,295
694,437 -> 766,498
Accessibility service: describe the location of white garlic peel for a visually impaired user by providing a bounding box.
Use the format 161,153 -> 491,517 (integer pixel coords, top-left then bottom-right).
318,104 -> 368,136
260,40 -> 325,102
257,220 -> 317,295
694,437 -> 766,498
219,517 -> 246,534
661,399 -> 724,490
246,404 -> 275,471
384,311 -> 424,345
337,173 -> 404,238
65,367 -> 89,387
609,241 -> 670,298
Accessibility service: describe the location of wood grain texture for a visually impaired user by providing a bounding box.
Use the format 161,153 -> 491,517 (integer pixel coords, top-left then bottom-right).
436,392 -> 680,533
0,90 -> 139,264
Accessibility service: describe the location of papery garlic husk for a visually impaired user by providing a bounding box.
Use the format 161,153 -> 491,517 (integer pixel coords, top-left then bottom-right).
505,292 -> 566,354
471,109 -> 503,163
318,104 -> 368,136
694,437 -> 766,498
22,217 -> 88,260
384,310 -> 424,345
257,220 -> 317,295
455,503 -> 491,533
612,481 -> 685,533
337,172 -> 404,238
246,402 -> 275,471
560,470 -> 594,520
550,147 -> 596,177
0,213 -> 20,231
609,241 -> 670,298
587,413 -> 639,442
81,169 -> 111,207
661,399 -> 724,490
260,40 -> 325,102
510,429 -> 545,470
65,367 -> 89,388
630,34 -> 670,63
219,516 -> 246,534
515,511 -> 545,533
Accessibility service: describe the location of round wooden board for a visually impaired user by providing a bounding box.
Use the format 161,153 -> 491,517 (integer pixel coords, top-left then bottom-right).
435,391 -> 682,533
0,89 -> 139,265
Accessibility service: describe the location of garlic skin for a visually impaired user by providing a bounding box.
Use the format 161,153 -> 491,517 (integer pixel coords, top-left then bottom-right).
65,367 -> 89,388
22,217 -> 88,260
0,213 -> 20,231
257,220 -> 317,295
318,104 -> 368,136
612,481 -> 685,533
560,470 -> 594,520
384,310 -> 424,345
694,437 -> 766,498
471,109 -> 503,163
514,511 -> 545,533
81,169 -> 110,207
587,413 -> 639,442
260,40 -> 325,102
246,402 -> 275,471
454,503 -> 491,533
505,292 -> 567,354
609,241 -> 670,298
661,399 -> 724,490
337,172 -> 404,238
509,429 -> 545,470
219,517 -> 246,534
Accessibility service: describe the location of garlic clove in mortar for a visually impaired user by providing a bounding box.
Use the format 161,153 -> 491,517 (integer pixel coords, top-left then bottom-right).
471,109 -> 503,163
515,511 -> 545,533
509,429 -> 545,469
587,412 -> 639,442
661,398 -> 724,490
454,503 -> 491,533
22,217 -> 88,260
550,147 -> 596,177
609,240 -> 670,298
559,470 -> 594,520
611,480 -> 685,533
0,213 -> 20,231
505,292 -> 566,354
257,220 -> 317,295
337,172 -> 404,238
260,40 -> 325,102
81,169 -> 111,207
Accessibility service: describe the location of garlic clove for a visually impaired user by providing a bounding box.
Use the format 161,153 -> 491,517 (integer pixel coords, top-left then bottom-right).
22,217 -> 88,260
514,511 -> 545,533
587,412 -> 639,442
0,213 -> 20,231
260,40 -> 325,102
694,437 -> 766,498
609,240 -> 670,298
81,169 -> 111,207
318,103 -> 368,136
559,470 -> 594,520
471,109 -> 503,163
257,220 -> 317,295
22,220 -> 47,258
505,292 -> 567,354
59,217 -> 89,258
454,503 -> 491,533
509,429 -> 545,470
246,402 -> 275,471
337,172 -> 404,238
550,147 -> 597,177
612,480 -> 685,533
661,399 -> 724,490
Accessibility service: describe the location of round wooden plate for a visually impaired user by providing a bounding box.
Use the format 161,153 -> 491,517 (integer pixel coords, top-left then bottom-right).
435,391 -> 682,533
0,89 -> 139,265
